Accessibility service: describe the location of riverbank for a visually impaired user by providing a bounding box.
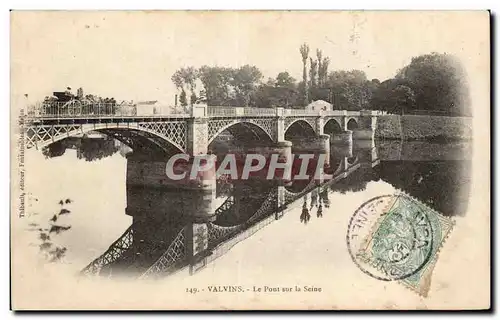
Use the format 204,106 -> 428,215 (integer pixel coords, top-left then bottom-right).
375,115 -> 473,141
376,140 -> 472,161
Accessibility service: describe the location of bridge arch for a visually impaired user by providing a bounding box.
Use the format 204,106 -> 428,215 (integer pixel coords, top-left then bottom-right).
208,120 -> 275,145
323,118 -> 343,135
347,118 -> 359,130
28,123 -> 186,155
285,118 -> 316,136
284,119 -> 316,139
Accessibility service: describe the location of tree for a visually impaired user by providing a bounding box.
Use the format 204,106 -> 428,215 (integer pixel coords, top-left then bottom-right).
230,65 -> 263,107
368,52 -> 470,116
181,66 -> 198,105
299,43 -> 310,106
275,72 -> 296,88
395,52 -> 471,116
393,85 -> 416,115
265,77 -> 276,87
318,57 -> 330,88
172,67 -> 198,106
316,49 -> 323,86
252,71 -> 299,108
197,66 -> 234,106
369,79 -> 415,113
370,79 -> 397,111
311,52 -> 331,102
327,70 -> 371,110
253,85 -> 299,108
179,89 -> 188,107
309,57 -> 318,90
171,70 -> 184,90
190,92 -> 198,105
365,79 -> 380,101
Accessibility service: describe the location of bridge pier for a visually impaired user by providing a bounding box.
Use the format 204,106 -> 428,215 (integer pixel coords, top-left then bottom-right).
237,140 -> 293,183
274,140 -> 293,180
352,129 -> 374,140
286,135 -> 331,178
240,140 -> 292,162
332,144 -> 353,158
351,111 -> 378,141
187,104 -> 210,155
187,222 -> 211,274
125,152 -> 217,223
124,150 -> 217,275
288,134 -> 330,154
331,130 -> 353,145
353,139 -> 380,168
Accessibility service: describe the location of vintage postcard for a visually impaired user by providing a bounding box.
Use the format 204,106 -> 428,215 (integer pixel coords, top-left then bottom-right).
10,11 -> 490,310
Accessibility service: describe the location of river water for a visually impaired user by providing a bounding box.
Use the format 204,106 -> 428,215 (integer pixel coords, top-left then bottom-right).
19,138 -> 471,282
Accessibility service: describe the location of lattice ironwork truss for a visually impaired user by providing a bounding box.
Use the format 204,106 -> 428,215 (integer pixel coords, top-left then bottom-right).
139,227 -> 187,279
137,121 -> 187,152
208,118 -> 277,143
284,117 -> 317,134
81,225 -> 134,276
26,125 -> 83,149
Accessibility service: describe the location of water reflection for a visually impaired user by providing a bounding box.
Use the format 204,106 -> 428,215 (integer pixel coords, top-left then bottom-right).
35,133 -> 471,277
42,134 -> 130,161
40,135 -> 470,219
300,196 -> 311,224
319,188 -> 330,209
378,160 -> 470,216
214,180 -> 275,226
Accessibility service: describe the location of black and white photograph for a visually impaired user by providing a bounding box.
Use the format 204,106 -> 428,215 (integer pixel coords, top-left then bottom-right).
9,10 -> 490,310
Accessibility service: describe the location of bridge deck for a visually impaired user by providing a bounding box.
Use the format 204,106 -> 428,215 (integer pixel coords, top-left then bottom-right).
25,102 -> 383,123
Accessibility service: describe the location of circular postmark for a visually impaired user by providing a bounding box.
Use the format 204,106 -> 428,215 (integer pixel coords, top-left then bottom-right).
346,193 -> 434,281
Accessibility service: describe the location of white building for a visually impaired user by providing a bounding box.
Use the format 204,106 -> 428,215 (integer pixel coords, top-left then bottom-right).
135,100 -> 160,115
305,100 -> 333,111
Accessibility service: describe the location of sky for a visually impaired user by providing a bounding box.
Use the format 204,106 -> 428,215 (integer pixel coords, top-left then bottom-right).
11,11 -> 488,105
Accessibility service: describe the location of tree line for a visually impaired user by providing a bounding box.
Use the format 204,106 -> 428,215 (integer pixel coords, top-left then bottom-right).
371,52 -> 471,116
171,45 -> 471,116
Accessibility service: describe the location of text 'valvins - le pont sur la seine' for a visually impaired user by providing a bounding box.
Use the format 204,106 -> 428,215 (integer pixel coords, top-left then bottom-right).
185,285 -> 322,294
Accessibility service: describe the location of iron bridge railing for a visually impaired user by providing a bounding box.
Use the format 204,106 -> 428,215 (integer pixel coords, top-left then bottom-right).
26,100 -> 379,121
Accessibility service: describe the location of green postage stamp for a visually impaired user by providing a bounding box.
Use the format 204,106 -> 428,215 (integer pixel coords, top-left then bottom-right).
352,193 -> 455,297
